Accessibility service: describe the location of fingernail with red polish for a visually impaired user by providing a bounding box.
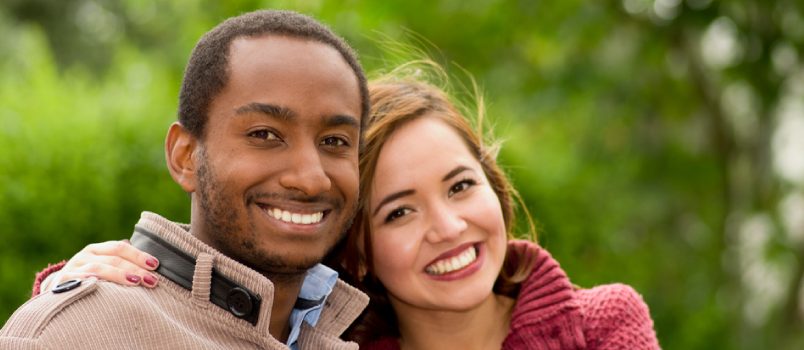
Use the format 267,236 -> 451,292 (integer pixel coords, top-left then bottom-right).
126,273 -> 141,284
143,274 -> 157,287
146,257 -> 159,269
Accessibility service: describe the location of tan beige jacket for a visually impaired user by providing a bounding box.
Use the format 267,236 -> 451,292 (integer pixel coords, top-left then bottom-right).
0,212 -> 368,349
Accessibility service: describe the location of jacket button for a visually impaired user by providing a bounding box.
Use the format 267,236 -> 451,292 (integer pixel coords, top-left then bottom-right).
53,279 -> 82,294
226,287 -> 253,318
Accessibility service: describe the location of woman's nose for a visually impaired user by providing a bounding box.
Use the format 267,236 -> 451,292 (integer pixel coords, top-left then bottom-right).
424,203 -> 467,243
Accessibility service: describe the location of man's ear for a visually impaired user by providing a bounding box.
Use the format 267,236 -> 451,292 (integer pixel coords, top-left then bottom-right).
165,122 -> 199,193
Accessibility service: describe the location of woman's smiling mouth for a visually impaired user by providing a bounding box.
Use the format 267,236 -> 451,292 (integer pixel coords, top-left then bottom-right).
425,244 -> 479,275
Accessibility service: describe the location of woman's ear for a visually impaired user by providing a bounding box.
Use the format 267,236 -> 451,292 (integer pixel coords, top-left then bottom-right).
165,122 -> 198,193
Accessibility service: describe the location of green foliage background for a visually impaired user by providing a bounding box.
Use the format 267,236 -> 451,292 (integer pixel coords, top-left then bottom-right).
2,1 -> 803,349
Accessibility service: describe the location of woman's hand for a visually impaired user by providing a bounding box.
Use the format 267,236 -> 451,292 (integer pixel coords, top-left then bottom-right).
40,240 -> 160,292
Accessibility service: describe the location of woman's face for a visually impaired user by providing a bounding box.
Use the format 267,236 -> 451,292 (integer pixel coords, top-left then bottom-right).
367,115 -> 507,313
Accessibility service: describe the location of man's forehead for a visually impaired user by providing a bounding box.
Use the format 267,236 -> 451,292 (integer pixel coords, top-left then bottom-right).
228,34 -> 335,63
207,34 -> 361,136
224,34 -> 364,129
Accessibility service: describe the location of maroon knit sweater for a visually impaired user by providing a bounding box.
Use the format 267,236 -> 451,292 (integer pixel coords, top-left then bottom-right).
363,240 -> 660,350
32,242 -> 660,349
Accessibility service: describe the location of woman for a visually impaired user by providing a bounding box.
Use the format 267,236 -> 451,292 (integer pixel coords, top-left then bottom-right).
33,64 -> 660,349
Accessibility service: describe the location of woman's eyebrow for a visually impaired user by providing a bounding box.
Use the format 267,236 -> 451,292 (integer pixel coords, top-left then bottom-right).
372,189 -> 415,217
442,165 -> 473,182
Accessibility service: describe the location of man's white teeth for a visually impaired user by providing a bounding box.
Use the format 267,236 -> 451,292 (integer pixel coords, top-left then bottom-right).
425,246 -> 477,275
267,208 -> 324,225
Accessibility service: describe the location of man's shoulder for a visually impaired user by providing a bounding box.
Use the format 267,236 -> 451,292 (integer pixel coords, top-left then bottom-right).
2,278 -> 102,340
1,278 -> 165,347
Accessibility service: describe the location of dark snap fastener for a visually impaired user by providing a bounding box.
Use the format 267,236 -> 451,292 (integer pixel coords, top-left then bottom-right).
226,287 -> 253,318
53,279 -> 82,294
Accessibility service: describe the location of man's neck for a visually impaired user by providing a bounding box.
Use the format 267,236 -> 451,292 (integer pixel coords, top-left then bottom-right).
264,272 -> 306,342
187,213 -> 308,342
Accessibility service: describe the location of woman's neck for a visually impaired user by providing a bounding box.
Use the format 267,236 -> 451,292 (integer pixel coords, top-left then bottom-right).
393,293 -> 516,350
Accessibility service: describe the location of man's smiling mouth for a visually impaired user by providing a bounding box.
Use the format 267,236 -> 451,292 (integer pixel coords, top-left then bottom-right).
258,205 -> 325,225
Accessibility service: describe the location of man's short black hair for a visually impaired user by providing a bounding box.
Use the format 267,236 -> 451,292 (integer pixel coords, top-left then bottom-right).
178,10 -> 369,140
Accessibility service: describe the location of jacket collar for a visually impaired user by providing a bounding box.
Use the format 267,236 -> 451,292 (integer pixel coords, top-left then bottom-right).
298,279 -> 368,349
503,240 -> 586,349
136,212 -> 368,348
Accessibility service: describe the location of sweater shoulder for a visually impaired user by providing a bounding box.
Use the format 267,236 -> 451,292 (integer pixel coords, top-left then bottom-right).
577,284 -> 651,324
576,284 -> 660,349
2,278 -> 100,341
2,278 -> 162,344
509,241 -> 577,325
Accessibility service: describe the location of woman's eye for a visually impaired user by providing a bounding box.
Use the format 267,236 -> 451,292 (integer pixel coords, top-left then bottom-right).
321,136 -> 349,147
448,179 -> 477,197
385,207 -> 411,223
248,129 -> 279,140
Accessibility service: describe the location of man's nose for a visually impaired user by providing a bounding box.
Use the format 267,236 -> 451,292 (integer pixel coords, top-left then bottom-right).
424,202 -> 467,243
278,144 -> 331,196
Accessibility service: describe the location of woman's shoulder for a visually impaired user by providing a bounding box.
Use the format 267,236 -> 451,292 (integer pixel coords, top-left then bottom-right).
575,282 -> 655,327
507,240 -> 652,322
574,283 -> 660,349
576,283 -> 652,319
507,241 -> 660,349
508,240 -> 578,324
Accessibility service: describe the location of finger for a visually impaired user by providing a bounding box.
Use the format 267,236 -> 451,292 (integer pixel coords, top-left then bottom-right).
60,254 -> 159,288
76,255 -> 153,278
81,256 -> 157,287
84,240 -> 159,271
74,262 -> 159,287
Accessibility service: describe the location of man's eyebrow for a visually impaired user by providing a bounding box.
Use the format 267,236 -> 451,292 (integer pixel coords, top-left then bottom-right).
372,189 -> 415,218
442,165 -> 473,182
235,102 -> 296,121
323,114 -> 360,129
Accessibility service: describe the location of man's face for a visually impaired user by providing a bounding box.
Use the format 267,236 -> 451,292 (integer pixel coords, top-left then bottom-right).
192,35 -> 361,276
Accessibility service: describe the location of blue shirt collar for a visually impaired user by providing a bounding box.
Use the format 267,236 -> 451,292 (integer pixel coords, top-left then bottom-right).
286,263 -> 338,349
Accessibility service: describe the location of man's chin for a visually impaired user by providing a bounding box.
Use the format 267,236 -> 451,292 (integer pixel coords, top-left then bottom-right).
245,252 -> 325,276
250,257 -> 323,283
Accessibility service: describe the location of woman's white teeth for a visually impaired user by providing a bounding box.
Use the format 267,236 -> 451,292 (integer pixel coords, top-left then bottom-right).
425,246 -> 477,275
268,208 -> 323,225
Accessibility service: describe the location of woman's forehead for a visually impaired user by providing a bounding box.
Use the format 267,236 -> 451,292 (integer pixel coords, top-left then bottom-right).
369,117 -> 478,198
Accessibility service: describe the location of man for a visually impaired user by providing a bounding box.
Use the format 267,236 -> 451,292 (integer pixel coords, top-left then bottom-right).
1,10 -> 369,349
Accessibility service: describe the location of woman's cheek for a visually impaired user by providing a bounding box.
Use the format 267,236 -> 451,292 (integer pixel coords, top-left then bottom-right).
371,228 -> 417,276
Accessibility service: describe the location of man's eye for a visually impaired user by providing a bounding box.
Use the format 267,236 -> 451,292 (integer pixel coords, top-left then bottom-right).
385,208 -> 412,223
448,179 -> 477,197
248,129 -> 279,140
321,136 -> 349,147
